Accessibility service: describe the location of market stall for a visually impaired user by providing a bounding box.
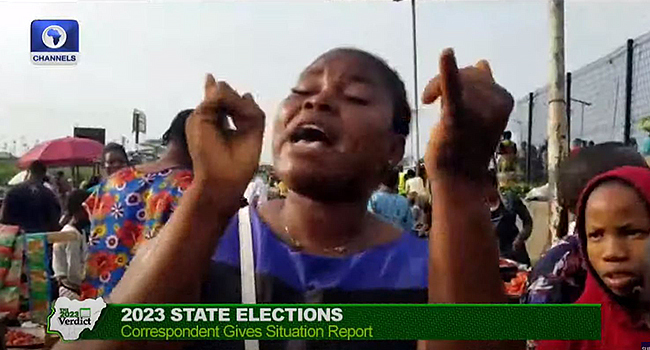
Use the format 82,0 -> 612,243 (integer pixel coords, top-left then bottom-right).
499,258 -> 530,303
0,225 -> 79,349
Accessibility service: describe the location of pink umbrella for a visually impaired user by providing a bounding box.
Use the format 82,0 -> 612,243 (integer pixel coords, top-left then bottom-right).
17,137 -> 104,169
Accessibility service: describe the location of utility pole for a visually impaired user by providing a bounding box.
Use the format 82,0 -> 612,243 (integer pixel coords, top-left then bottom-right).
526,92 -> 534,185
624,38 -> 634,145
548,0 -> 567,241
410,0 -> 420,171
393,0 -> 420,171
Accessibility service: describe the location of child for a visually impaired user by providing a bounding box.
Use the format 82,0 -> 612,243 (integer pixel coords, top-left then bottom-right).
537,166 -> 650,349
52,189 -> 90,300
523,142 -> 648,305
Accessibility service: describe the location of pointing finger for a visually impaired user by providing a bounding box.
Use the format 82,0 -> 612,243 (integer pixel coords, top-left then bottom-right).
204,74 -> 217,98
439,48 -> 462,118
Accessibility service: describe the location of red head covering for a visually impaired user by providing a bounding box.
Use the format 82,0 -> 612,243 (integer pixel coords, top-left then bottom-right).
538,166 -> 650,350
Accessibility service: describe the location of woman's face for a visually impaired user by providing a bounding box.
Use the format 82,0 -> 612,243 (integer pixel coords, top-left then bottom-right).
273,51 -> 404,202
104,151 -> 128,176
585,181 -> 650,297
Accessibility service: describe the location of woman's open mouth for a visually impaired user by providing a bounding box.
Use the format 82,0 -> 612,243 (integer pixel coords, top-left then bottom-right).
289,124 -> 332,147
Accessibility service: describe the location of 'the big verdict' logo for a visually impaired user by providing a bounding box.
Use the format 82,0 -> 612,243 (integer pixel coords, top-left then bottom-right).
58,307 -> 92,326
48,297 -> 106,341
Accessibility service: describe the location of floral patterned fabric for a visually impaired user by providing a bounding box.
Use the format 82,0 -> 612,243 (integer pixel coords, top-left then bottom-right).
80,167 -> 192,299
521,234 -> 586,305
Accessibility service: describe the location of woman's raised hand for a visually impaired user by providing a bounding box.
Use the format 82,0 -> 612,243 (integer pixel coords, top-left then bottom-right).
186,74 -> 266,214
422,49 -> 514,181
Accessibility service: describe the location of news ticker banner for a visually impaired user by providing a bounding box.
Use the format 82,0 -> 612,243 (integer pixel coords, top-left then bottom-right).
47,298 -> 601,341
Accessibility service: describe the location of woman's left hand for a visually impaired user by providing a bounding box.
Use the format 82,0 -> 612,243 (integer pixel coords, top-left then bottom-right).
422,49 -> 514,182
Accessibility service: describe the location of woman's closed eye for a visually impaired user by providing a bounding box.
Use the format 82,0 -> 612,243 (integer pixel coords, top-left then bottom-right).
345,95 -> 369,105
290,88 -> 311,96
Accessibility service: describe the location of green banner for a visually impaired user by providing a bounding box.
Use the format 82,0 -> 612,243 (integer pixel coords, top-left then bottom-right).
48,304 -> 601,341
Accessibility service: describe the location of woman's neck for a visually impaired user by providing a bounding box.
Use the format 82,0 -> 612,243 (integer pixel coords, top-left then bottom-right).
279,191 -> 372,250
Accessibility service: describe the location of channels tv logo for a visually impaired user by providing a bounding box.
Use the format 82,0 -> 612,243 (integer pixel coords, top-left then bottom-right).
31,19 -> 79,65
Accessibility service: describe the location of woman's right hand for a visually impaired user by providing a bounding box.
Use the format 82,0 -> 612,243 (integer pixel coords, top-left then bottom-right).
186,74 -> 266,213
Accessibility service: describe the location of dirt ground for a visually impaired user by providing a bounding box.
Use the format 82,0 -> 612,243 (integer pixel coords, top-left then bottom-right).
524,201 -> 552,266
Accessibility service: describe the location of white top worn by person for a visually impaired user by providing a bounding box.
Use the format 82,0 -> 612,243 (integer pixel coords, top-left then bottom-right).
405,176 -> 429,200
52,223 -> 87,289
52,189 -> 91,297
244,175 -> 268,207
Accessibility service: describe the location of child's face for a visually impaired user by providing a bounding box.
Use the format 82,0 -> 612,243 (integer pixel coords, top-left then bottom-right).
585,182 -> 650,297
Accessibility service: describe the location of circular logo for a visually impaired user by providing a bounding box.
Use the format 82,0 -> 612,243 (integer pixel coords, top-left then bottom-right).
41,25 -> 67,49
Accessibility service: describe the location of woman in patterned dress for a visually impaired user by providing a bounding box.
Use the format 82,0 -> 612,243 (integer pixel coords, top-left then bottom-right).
80,109 -> 194,299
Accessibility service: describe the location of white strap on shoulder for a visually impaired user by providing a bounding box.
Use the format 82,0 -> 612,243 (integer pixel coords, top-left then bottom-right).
238,206 -> 259,350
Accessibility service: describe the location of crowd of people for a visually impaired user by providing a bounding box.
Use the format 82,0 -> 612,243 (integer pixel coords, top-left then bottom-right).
0,47 -> 648,350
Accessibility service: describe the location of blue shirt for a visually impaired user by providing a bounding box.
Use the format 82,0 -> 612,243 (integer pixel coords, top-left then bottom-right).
642,137 -> 650,156
197,206 -> 428,350
367,190 -> 414,231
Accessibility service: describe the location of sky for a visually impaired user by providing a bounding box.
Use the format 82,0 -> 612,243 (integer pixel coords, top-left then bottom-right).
2,0 -> 650,163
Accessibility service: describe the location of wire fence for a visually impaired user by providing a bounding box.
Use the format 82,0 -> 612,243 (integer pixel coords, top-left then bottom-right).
507,31 -> 650,183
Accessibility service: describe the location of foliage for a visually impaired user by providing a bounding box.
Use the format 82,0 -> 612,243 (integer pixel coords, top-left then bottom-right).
0,162 -> 19,186
639,115 -> 650,133
500,182 -> 531,199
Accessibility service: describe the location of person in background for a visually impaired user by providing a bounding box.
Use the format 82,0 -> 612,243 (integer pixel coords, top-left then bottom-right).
407,192 -> 421,224
588,140 -> 595,147
401,167 -> 414,192
520,141 -> 528,160
486,170 -> 533,265
537,166 -> 650,350
53,189 -> 90,300
397,165 -> 407,196
80,175 -> 101,192
642,132 -> 650,156
85,143 -> 130,195
405,169 -> 429,203
408,192 -> 428,237
0,161 -> 61,233
539,139 -> 548,172
571,138 -> 584,157
80,109 -> 194,299
243,169 -> 269,208
42,174 -> 55,193
523,142 -> 649,305
368,169 -> 414,231
102,143 -> 129,177
54,171 -> 75,226
54,170 -> 71,202
630,137 -> 639,151
276,180 -> 288,198
497,130 -> 517,172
